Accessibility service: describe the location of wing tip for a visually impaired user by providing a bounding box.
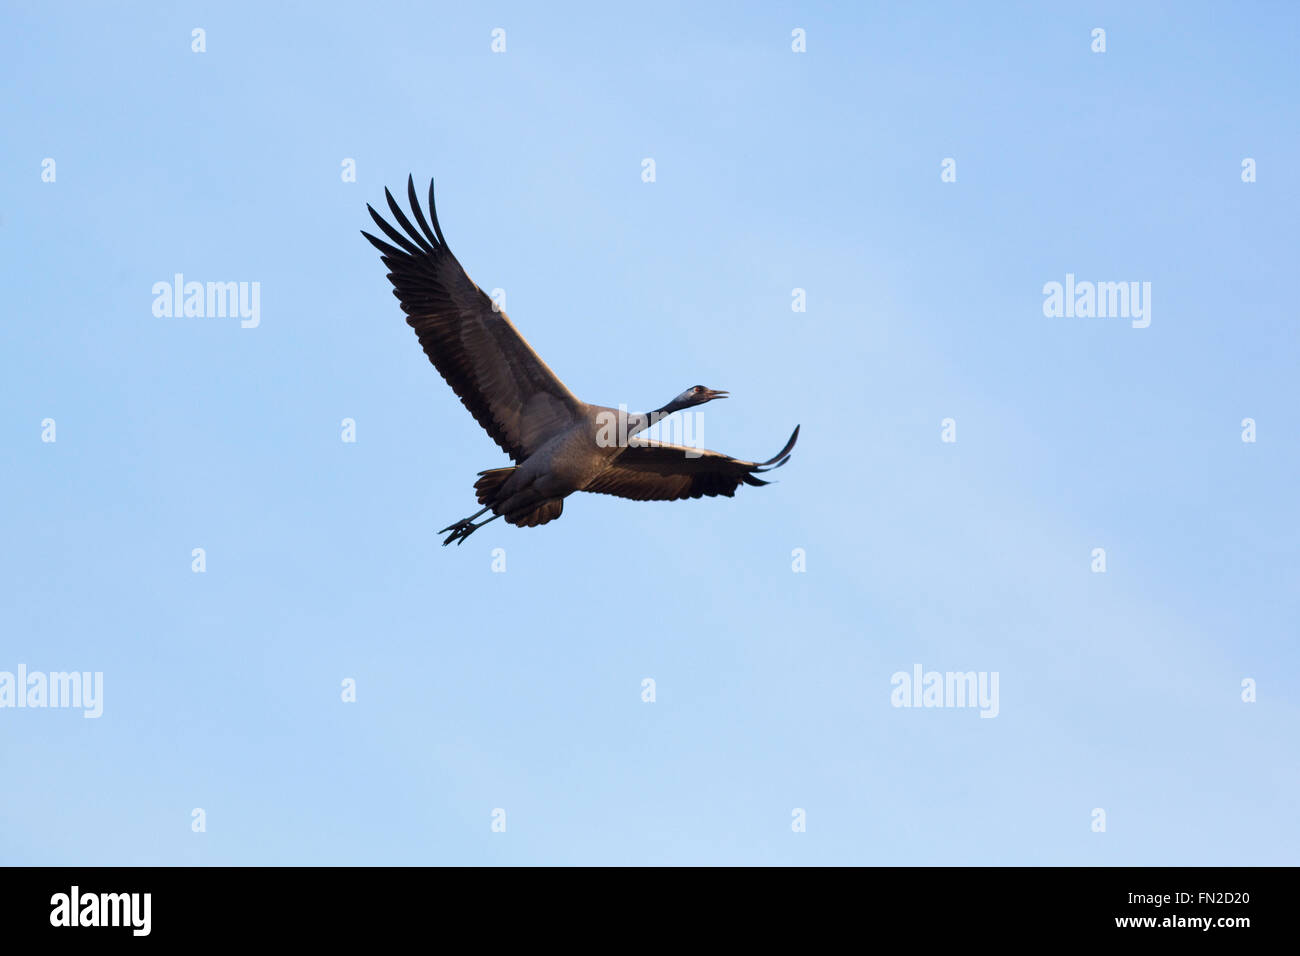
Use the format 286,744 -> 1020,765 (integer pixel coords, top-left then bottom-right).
406,173 -> 443,250
755,425 -> 800,470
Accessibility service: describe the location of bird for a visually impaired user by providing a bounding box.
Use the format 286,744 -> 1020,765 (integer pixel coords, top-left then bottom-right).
361,177 -> 799,546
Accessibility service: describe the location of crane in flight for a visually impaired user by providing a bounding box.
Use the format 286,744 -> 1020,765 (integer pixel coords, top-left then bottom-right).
362,177 -> 799,546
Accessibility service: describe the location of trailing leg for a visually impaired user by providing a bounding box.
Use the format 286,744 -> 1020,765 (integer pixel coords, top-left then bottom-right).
441,510 -> 502,547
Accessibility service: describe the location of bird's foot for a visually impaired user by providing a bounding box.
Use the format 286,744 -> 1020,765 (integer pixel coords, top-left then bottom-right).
439,515 -> 487,547
440,521 -> 475,547
438,510 -> 502,547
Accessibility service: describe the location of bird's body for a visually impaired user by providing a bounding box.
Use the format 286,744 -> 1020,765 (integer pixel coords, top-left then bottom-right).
477,411 -> 619,521
362,178 -> 799,545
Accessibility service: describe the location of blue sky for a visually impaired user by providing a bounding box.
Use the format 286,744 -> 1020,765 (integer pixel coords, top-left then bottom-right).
2,1 -> 1297,865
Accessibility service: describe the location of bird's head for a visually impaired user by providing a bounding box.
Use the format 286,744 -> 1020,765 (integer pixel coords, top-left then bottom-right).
672,385 -> 729,409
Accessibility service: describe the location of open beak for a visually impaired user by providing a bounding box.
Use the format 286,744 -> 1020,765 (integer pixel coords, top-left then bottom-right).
706,389 -> 729,400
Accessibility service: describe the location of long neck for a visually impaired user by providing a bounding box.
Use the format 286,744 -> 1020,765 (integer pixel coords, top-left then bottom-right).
628,400 -> 687,439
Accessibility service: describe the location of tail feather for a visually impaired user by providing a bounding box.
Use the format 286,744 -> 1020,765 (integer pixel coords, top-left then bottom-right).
508,499 -> 563,528
474,467 -> 517,505
459,467 -> 563,536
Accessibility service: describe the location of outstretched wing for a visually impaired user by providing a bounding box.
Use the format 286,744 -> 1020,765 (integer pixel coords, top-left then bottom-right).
583,426 -> 800,501
361,177 -> 582,462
